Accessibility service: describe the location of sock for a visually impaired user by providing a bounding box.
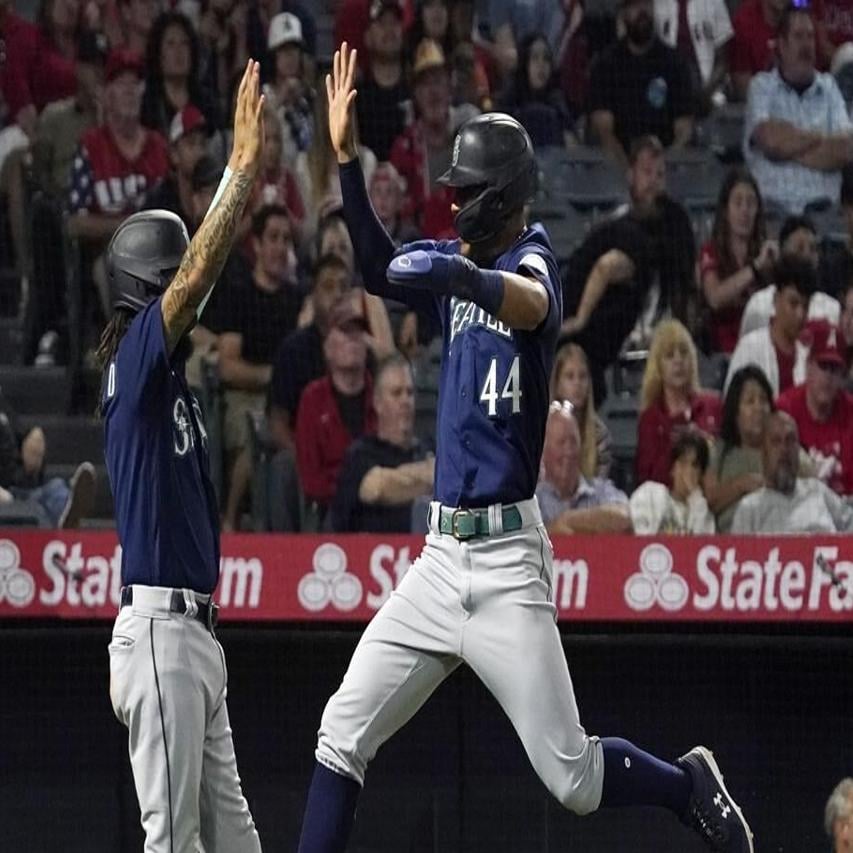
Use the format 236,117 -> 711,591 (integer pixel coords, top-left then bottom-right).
599,737 -> 692,815
296,762 -> 362,853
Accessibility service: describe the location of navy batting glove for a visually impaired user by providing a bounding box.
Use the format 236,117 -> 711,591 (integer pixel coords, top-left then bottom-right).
387,250 -> 477,295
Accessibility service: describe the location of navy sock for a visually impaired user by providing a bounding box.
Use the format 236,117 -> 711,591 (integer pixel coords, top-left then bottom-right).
297,762 -> 361,853
599,737 -> 692,815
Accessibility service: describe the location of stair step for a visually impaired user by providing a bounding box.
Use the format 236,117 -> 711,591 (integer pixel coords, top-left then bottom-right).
0,316 -> 24,365
0,366 -> 71,415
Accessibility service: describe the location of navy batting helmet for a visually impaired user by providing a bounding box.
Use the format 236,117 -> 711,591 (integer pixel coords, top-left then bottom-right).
437,113 -> 537,243
106,210 -> 189,313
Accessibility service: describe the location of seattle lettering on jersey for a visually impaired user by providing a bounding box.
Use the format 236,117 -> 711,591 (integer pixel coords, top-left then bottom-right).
449,296 -> 513,344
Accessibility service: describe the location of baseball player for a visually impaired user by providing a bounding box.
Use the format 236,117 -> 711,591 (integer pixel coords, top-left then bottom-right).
98,61 -> 265,852
296,44 -> 753,853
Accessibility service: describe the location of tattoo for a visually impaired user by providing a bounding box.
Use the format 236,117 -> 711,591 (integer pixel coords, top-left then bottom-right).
161,168 -> 254,353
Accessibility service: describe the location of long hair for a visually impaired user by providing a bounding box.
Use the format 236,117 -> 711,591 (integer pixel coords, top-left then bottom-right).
406,0 -> 453,61
640,319 -> 701,411
306,83 -> 336,216
95,309 -> 135,414
514,32 -> 558,102
719,364 -> 775,449
710,168 -> 765,279
550,342 -> 599,479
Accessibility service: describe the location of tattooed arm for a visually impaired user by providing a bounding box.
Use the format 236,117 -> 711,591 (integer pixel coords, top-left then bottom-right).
161,60 -> 265,355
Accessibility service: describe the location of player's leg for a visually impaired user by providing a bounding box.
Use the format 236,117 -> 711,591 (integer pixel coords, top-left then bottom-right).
109,608 -> 206,852
298,535 -> 464,853
197,632 -> 261,853
463,525 -> 753,851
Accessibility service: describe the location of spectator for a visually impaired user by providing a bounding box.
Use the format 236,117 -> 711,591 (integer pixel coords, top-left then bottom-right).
730,0 -> 786,101
777,321 -> 853,495
724,255 -> 813,396
653,0 -> 733,109
487,0 -> 566,78
141,11 -> 220,139
812,0 -> 853,69
636,319 -> 722,486
247,1 -> 317,85
699,168 -> 778,354
549,342 -> 613,478
407,0 -> 453,59
841,280 -> 853,380
111,0 -> 158,57
332,354 -> 434,532
499,32 -> 574,149
744,5 -> 853,215
588,0 -> 693,169
355,0 -> 410,163
390,38 -> 479,237
704,365 -> 779,532
335,0 -> 415,71
67,49 -> 169,319
368,161 -> 419,243
295,85 -> 377,242
316,210 -> 356,273
739,214 -> 840,338
269,253 -> 352,450
219,204 -> 304,530
447,0 -> 494,109
825,778 -> 853,853
630,430 -> 715,533
536,401 -> 632,534
195,0 -> 249,121
731,411 -> 853,531
561,135 -> 696,402
295,296 -> 378,523
0,391 -> 96,528
143,104 -> 208,231
264,11 -> 313,166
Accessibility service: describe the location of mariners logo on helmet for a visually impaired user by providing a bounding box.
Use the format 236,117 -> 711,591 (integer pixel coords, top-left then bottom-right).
438,112 -> 537,244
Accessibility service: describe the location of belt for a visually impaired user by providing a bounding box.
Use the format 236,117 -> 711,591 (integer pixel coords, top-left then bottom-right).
120,586 -> 219,631
436,504 -> 523,540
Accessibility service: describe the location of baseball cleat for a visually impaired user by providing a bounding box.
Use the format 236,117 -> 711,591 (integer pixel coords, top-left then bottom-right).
677,746 -> 754,853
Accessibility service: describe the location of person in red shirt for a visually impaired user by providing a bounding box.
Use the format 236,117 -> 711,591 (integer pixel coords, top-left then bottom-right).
731,0 -> 787,100
295,295 -> 378,523
68,49 -> 169,317
777,321 -> 853,494
700,167 -> 778,354
636,318 -> 722,486
810,0 -> 853,68
389,38 -> 473,238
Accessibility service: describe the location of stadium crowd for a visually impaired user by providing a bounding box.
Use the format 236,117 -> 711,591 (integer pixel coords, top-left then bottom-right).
3,0 -> 853,534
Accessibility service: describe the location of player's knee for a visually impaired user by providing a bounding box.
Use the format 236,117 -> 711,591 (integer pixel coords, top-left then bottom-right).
547,737 -> 604,816
315,702 -> 369,786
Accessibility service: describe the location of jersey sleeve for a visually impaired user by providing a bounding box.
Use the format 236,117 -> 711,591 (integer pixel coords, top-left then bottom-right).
517,248 -> 562,335
107,298 -> 170,416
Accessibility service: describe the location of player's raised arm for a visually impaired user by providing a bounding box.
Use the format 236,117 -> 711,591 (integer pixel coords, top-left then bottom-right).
160,60 -> 265,354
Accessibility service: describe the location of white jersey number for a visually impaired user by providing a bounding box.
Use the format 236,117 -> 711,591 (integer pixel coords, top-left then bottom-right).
480,355 -> 522,417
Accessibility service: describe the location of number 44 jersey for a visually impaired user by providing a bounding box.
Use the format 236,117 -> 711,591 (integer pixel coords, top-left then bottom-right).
427,223 -> 562,508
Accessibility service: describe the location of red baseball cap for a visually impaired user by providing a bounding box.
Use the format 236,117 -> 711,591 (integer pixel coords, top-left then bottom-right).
805,320 -> 847,369
105,49 -> 144,83
169,104 -> 207,144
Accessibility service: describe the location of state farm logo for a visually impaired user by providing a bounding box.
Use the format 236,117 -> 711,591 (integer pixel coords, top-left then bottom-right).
298,544 -> 363,612
624,543 -> 689,612
0,540 -> 35,608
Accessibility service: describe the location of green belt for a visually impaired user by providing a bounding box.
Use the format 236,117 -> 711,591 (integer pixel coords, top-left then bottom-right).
436,504 -> 524,540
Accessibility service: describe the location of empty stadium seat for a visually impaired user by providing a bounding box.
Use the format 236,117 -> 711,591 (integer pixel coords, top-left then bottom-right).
665,148 -> 726,212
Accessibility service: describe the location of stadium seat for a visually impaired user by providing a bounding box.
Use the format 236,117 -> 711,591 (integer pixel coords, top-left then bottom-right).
664,148 -> 725,212
537,146 -> 628,212
695,103 -> 746,163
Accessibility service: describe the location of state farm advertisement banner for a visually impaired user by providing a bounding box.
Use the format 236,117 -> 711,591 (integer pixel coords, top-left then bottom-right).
0,532 -> 851,623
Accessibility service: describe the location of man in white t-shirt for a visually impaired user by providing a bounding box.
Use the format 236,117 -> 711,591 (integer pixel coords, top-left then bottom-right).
732,412 -> 853,533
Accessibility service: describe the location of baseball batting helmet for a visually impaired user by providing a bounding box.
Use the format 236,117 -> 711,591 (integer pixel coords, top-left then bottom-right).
106,210 -> 189,313
437,112 -> 537,243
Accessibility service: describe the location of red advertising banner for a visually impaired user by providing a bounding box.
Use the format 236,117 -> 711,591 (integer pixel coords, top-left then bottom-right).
0,531 -> 851,623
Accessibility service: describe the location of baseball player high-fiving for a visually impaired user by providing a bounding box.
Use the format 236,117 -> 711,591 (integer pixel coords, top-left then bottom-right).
296,44 -> 753,853
98,60 -> 264,852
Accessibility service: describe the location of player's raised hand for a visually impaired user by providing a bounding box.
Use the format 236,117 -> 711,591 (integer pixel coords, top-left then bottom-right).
327,42 -> 359,163
228,59 -> 265,176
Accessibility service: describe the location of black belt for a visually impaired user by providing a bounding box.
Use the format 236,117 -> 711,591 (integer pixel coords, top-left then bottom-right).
120,586 -> 219,631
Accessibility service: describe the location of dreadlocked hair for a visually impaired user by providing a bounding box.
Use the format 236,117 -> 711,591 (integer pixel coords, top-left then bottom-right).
96,309 -> 135,416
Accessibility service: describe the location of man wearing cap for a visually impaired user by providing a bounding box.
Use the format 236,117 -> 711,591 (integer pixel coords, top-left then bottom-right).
68,49 -> 169,320
266,11 -> 312,165
389,38 -> 479,237
356,0 -> 409,162
143,103 -> 208,230
588,0 -> 694,168
777,321 -> 853,496
295,291 -> 378,525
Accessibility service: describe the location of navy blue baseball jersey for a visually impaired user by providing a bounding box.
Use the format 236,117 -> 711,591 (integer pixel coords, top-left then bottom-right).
405,226 -> 562,507
102,299 -> 220,592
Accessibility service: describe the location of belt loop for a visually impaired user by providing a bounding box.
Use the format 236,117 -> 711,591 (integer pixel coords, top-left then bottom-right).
489,503 -> 503,536
182,588 -> 198,619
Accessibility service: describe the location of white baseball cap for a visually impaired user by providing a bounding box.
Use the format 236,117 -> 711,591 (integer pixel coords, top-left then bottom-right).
268,12 -> 303,52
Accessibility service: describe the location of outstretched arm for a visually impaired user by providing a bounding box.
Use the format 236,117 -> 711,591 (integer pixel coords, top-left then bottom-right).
160,60 -> 264,355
